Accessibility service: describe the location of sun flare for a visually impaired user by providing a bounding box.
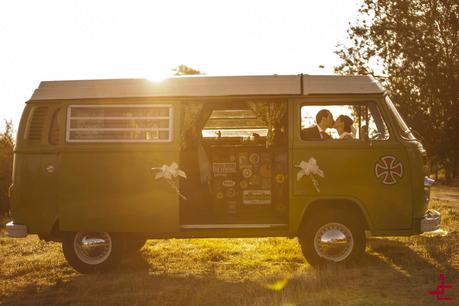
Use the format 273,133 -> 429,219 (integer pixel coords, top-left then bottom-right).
146,71 -> 171,82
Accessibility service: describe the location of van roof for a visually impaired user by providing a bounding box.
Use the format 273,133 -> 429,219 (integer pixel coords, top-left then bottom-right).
29,74 -> 384,101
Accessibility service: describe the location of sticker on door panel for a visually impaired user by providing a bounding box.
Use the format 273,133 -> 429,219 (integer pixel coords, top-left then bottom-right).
239,153 -> 250,168
242,168 -> 253,178
243,190 -> 271,205
249,153 -> 260,164
222,180 -> 236,187
213,162 -> 237,174
375,155 -> 403,185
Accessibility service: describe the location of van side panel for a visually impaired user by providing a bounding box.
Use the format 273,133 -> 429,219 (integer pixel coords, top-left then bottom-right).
58,101 -> 181,233
58,149 -> 180,233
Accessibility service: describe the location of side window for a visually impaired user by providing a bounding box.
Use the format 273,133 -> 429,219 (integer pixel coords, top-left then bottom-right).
66,104 -> 173,143
300,103 -> 389,141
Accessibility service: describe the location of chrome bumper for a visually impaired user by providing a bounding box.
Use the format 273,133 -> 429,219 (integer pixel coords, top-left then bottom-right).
5,221 -> 28,238
420,209 -> 441,232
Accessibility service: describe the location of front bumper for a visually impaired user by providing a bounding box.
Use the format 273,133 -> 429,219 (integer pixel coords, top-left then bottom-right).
5,221 -> 28,238
420,209 -> 441,232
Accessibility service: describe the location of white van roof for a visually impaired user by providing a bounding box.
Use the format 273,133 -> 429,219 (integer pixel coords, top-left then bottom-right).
29,75 -> 384,101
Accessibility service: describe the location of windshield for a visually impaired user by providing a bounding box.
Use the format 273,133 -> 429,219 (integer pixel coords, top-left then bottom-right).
385,96 -> 416,140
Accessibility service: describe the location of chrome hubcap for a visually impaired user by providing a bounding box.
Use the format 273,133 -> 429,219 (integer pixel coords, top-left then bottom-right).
73,232 -> 112,265
313,223 -> 353,262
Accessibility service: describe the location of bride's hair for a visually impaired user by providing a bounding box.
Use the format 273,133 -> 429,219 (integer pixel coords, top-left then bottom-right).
337,115 -> 354,133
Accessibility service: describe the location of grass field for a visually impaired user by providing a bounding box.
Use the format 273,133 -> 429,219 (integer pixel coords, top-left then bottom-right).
1,187 -> 458,306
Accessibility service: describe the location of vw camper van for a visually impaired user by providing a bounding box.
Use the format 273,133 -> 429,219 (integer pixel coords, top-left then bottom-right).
6,75 -> 440,273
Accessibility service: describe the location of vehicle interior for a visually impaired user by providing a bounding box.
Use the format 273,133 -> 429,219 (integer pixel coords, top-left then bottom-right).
179,100 -> 289,226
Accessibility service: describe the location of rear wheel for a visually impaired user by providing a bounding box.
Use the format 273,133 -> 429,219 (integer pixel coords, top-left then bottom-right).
62,232 -> 124,273
298,210 -> 365,267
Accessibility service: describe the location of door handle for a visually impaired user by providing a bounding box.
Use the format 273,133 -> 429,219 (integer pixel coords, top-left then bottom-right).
45,164 -> 56,174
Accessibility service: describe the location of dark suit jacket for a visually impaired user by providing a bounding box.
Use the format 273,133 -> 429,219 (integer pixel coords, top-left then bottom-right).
300,126 -> 331,140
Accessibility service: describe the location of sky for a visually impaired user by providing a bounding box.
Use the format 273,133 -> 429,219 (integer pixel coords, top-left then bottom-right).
0,0 -> 363,132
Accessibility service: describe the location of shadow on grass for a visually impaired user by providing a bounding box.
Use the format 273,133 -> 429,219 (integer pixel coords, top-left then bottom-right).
365,236 -> 458,304
371,237 -> 457,273
2,237 -> 457,306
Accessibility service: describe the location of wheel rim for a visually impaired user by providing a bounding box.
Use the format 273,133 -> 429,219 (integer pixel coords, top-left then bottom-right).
73,232 -> 112,265
313,222 -> 354,262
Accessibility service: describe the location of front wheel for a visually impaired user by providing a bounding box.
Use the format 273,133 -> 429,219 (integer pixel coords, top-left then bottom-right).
62,232 -> 124,273
298,210 -> 366,267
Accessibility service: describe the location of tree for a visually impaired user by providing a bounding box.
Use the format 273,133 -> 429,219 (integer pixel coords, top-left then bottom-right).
0,120 -> 14,215
335,0 -> 459,181
172,65 -> 203,76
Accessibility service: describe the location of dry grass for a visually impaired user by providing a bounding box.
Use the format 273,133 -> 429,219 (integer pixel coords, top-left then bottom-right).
1,188 -> 458,306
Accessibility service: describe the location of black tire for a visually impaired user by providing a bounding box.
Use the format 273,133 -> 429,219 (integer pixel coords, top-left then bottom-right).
62,232 -> 124,274
298,209 -> 366,267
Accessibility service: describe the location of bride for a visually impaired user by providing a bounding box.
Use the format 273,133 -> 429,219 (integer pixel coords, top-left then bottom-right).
334,115 -> 355,139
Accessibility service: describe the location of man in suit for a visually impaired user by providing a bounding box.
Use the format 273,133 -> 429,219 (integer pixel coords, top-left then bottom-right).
301,109 -> 334,140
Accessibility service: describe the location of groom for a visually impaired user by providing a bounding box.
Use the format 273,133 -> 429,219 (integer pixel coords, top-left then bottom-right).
300,109 -> 334,140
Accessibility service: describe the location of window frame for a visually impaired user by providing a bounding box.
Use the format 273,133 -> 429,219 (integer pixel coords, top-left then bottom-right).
65,104 -> 173,143
384,96 -> 416,140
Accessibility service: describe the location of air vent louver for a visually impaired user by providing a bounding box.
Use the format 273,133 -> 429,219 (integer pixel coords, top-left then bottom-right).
27,106 -> 48,140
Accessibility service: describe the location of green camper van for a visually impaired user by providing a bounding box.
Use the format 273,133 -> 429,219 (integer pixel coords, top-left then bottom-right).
6,75 -> 440,273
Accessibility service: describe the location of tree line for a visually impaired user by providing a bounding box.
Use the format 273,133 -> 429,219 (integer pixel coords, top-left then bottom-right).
335,0 -> 459,181
0,121 -> 14,215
